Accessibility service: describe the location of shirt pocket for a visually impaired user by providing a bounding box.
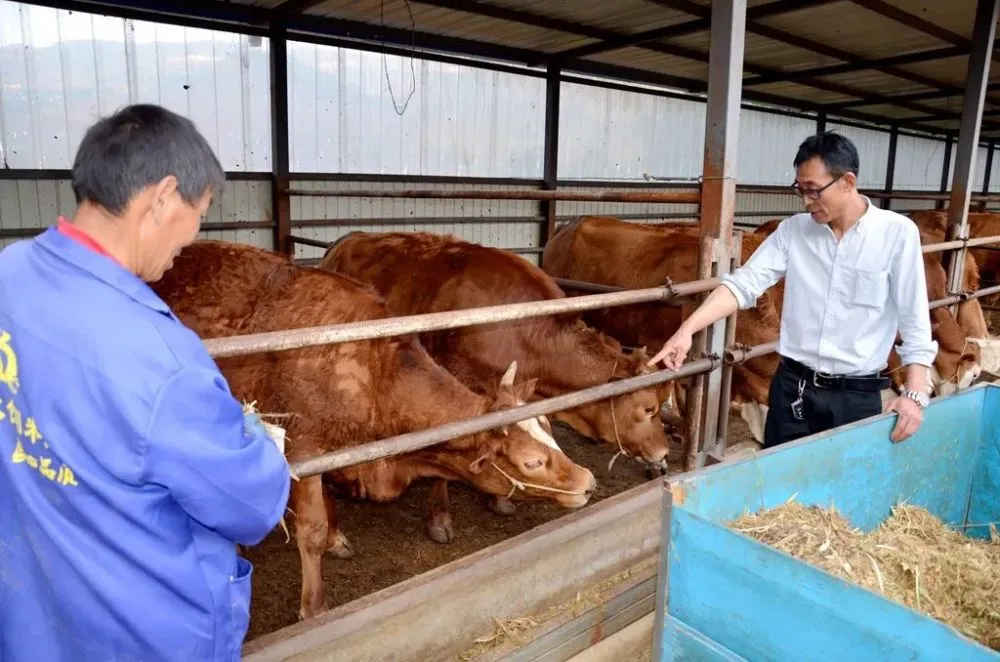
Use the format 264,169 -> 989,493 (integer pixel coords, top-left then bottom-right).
849,267 -> 890,309
228,555 -> 254,658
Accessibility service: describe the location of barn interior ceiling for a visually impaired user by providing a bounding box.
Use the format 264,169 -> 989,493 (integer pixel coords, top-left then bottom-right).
19,0 -> 1000,140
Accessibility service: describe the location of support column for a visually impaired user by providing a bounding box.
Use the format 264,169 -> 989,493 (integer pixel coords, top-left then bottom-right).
883,125 -> 897,209
936,136 -> 953,211
816,111 -> 827,135
944,0 -> 1000,297
540,63 -> 561,247
684,0 -> 746,472
270,26 -> 292,256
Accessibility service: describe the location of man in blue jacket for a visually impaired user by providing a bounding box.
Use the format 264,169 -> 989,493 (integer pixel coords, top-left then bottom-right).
0,104 -> 292,661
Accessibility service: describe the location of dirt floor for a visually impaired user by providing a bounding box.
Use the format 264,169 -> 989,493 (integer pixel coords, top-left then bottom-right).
242,413 -> 759,641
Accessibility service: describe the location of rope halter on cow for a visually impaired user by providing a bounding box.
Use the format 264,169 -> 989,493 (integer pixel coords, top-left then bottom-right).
606,357 -> 629,472
489,461 -> 591,499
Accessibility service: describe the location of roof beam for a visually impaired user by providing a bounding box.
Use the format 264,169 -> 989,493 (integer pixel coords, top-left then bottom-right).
846,0 -> 1000,66
270,0 -> 328,14
544,0 -> 838,63
411,0 -> 994,127
830,82 -> 1000,109
645,0 -> 991,104
743,45 -> 967,87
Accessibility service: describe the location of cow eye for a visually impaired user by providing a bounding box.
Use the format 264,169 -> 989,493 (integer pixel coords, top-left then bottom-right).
523,458 -> 544,470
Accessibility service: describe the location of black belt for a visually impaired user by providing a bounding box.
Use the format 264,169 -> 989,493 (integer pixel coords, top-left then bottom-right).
781,357 -> 889,391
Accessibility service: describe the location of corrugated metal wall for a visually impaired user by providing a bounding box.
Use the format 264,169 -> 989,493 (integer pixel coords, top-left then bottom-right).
2,0 -> 999,260
0,176 -> 273,251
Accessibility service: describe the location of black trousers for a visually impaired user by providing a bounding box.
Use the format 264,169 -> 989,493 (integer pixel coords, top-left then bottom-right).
762,357 -> 887,449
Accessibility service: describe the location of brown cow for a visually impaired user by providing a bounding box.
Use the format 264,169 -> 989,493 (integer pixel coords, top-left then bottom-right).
150,240 -> 597,620
542,216 -> 781,444
317,231 -> 674,479
906,210 -> 991,340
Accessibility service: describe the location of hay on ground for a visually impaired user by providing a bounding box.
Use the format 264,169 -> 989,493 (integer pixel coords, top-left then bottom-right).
728,500 -> 1000,651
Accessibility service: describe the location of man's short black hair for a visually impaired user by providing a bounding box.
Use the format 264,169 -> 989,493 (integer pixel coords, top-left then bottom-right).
793,130 -> 860,178
71,104 -> 225,216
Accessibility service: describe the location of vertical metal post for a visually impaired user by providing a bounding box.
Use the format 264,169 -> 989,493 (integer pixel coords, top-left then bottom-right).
540,62 -> 561,246
709,230 -> 742,463
816,111 -> 827,135
944,0 -> 1000,299
883,125 -> 898,209
270,25 -> 292,256
936,136 -> 953,211
685,0 -> 746,472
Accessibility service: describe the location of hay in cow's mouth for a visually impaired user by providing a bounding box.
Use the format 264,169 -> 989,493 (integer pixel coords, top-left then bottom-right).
728,499 -> 1000,651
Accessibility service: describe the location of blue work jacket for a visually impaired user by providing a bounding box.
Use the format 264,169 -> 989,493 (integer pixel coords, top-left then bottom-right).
0,226 -> 292,662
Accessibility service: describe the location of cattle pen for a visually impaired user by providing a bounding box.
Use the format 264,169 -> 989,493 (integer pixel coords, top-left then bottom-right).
5,0 -> 1000,660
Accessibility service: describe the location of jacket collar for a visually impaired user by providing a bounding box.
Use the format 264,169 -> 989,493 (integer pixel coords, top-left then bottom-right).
35,226 -> 173,317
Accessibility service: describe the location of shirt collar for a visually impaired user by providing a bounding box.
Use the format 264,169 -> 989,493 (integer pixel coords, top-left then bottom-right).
35,224 -> 173,316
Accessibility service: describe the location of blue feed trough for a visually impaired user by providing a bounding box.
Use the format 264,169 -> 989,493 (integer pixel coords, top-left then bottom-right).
653,382 -> 1000,661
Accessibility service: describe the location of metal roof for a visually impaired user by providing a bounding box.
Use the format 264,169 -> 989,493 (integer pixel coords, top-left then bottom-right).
22,0 -> 1000,139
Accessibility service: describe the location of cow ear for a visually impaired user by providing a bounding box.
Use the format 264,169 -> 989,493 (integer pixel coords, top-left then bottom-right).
469,449 -> 495,474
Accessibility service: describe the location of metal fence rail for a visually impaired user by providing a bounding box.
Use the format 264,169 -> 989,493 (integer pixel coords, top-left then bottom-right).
264,214 -> 1000,477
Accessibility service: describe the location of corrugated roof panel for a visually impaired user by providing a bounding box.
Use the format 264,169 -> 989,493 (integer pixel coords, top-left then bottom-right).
752,81 -> 859,106
757,2 -> 947,59
311,0 -> 591,52
865,0 -> 977,39
588,47 -> 710,80
895,55 -> 974,88
820,70 -> 934,97
488,0 -> 692,35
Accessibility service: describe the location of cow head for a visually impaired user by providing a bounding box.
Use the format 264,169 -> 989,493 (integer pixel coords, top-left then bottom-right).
968,336 -> 1000,379
460,362 -> 597,509
551,347 -> 671,469
926,310 -> 982,396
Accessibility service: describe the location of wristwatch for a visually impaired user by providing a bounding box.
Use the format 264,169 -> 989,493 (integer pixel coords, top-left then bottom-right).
900,387 -> 929,409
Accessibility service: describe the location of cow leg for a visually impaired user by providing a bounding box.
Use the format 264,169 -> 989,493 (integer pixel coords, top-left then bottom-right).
489,495 -> 517,516
293,476 -> 329,620
322,488 -> 355,559
426,479 -> 455,544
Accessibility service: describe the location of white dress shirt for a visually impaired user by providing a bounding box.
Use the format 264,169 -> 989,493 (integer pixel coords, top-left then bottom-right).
721,198 -> 938,376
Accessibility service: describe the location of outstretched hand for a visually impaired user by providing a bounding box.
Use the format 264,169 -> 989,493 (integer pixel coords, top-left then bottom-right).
647,330 -> 693,371
883,395 -> 923,443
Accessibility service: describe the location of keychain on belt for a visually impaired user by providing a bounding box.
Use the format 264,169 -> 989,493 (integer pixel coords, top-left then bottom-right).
790,378 -> 806,421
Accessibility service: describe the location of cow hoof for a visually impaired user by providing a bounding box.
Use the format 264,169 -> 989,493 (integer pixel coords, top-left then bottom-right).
326,531 -> 355,559
427,514 -> 455,545
489,495 -> 517,516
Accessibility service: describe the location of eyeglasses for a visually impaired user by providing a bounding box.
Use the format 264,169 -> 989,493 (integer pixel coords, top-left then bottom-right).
791,172 -> 845,200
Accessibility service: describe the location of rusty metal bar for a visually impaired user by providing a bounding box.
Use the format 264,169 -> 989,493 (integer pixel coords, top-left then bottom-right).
725,341 -> 779,364
284,187 -> 702,204
922,239 -> 966,254
289,357 -> 719,477
965,235 -> 1000,248
288,234 -> 332,249
202,278 -> 721,358
551,277 -> 627,293
944,0 -> 1000,305
687,0 -> 745,473
928,293 -> 968,310
713,230 -> 743,459
966,283 -> 1000,301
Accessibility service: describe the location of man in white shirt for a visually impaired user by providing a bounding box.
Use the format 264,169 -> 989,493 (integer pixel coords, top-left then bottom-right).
649,131 -> 937,447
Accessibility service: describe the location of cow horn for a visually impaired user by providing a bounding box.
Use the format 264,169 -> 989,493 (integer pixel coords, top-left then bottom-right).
501,360 -> 518,388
